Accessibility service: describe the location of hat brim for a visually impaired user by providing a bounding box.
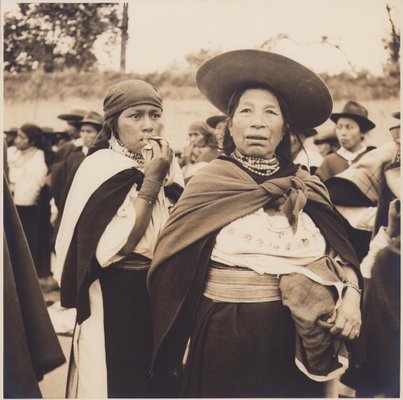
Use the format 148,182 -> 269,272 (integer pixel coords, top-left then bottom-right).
57,113 -> 85,122
206,115 -> 227,128
330,113 -> 375,133
393,111 -> 400,120
196,49 -> 333,130
76,120 -> 103,129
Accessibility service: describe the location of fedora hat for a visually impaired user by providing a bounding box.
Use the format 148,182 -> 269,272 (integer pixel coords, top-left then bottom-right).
76,111 -> 103,129
330,101 -> 375,133
57,108 -> 87,122
313,128 -> 338,145
206,115 -> 227,129
196,49 -> 333,130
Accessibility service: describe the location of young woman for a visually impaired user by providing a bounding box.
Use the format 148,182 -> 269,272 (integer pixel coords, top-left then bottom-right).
55,80 -> 184,398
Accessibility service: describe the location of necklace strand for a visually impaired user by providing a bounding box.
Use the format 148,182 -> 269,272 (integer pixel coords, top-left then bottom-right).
111,134 -> 145,166
230,149 -> 280,176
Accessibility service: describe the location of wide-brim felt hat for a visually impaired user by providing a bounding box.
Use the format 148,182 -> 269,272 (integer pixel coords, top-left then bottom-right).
4,127 -> 18,135
57,108 -> 87,122
330,101 -> 375,133
75,111 -> 103,129
196,49 -> 333,130
206,115 -> 227,129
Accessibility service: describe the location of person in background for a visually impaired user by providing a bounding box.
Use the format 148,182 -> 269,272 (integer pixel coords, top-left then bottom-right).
53,108 -> 87,163
50,111 -> 103,247
148,50 -> 361,398
55,80 -> 184,398
7,123 -> 56,290
313,128 -> 340,157
42,126 -> 70,153
340,112 -> 400,397
291,128 -> 323,174
316,101 -> 376,182
206,114 -> 227,149
180,121 -> 219,183
4,127 -> 17,147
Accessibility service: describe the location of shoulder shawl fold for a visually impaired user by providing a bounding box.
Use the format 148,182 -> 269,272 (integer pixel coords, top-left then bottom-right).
57,150 -> 183,324
148,159 -> 360,373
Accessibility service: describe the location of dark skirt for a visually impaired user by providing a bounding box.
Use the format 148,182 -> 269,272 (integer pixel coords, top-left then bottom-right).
16,186 -> 52,278
181,296 -> 324,398
99,256 -> 154,398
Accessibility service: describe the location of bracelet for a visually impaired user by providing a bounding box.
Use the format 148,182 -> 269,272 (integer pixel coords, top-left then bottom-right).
344,279 -> 362,295
137,178 -> 162,205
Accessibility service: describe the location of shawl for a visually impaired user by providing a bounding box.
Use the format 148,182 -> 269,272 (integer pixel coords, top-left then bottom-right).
56,150 -> 183,323
4,175 -> 65,397
148,158 -> 360,375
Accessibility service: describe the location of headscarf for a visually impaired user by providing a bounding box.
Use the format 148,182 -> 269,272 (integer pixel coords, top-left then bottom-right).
94,79 -> 163,146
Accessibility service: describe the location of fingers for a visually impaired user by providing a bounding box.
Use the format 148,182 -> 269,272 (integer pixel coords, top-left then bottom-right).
328,311 -> 361,340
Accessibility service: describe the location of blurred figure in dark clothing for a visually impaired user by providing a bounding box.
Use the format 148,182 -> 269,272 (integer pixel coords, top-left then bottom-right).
4,174 -> 65,398
313,128 -> 340,157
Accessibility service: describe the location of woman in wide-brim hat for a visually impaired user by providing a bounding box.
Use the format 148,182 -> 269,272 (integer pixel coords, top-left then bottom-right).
148,50 -> 362,398
55,80 -> 184,398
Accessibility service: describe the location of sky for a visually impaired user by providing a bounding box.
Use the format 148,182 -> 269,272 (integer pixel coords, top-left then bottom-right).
121,0 -> 400,75
3,0 -> 401,75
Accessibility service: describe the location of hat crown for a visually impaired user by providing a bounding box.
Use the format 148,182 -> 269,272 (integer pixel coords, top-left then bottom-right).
341,101 -> 368,119
81,111 -> 103,125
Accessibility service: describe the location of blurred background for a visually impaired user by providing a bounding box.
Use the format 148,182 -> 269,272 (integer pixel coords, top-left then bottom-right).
2,0 -> 400,152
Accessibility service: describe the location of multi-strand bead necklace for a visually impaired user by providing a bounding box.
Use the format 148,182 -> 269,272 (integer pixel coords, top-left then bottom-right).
230,148 -> 280,176
110,134 -> 145,167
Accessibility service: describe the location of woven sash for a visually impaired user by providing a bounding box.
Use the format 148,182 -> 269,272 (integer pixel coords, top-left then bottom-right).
203,262 -> 281,303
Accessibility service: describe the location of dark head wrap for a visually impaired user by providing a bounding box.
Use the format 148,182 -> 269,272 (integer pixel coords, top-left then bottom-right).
92,80 -> 163,152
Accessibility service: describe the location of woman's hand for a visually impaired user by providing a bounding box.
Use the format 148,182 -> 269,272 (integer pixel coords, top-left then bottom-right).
327,286 -> 361,341
144,139 -> 173,183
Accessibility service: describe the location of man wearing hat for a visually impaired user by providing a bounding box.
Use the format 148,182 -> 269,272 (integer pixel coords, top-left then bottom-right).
53,108 -> 87,163
313,128 -> 340,157
316,101 -> 376,182
51,111 -> 103,242
290,128 -> 323,174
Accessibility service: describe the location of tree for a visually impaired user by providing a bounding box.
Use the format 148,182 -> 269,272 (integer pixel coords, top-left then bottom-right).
4,3 -> 121,73
383,3 -> 400,77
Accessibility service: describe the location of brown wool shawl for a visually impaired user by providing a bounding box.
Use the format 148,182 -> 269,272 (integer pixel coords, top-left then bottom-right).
149,158 -> 332,274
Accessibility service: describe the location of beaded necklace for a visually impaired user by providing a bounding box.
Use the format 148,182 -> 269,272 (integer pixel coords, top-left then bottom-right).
110,134 -> 145,167
230,148 -> 280,176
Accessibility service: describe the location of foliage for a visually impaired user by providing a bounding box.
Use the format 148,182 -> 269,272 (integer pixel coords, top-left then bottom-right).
383,3 -> 400,78
4,3 -> 121,73
3,68 -> 399,103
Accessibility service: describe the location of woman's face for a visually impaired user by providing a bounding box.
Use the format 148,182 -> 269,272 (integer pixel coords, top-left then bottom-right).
335,117 -> 364,152
14,130 -> 32,151
228,88 -> 284,159
117,105 -> 163,155
188,130 -> 207,147
80,124 -> 99,148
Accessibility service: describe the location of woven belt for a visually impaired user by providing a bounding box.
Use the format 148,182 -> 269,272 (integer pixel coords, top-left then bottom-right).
203,261 -> 281,303
110,253 -> 151,271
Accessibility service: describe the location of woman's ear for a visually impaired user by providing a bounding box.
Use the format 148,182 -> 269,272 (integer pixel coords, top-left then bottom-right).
227,118 -> 233,135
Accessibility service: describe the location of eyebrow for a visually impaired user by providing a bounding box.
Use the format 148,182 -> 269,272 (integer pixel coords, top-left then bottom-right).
240,100 -> 279,108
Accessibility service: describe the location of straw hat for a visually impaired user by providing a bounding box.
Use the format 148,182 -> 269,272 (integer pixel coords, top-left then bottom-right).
196,49 -> 333,130
330,101 -> 375,133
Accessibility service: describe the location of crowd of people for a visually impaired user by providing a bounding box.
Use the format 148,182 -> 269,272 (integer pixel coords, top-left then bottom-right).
4,49 -> 400,398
